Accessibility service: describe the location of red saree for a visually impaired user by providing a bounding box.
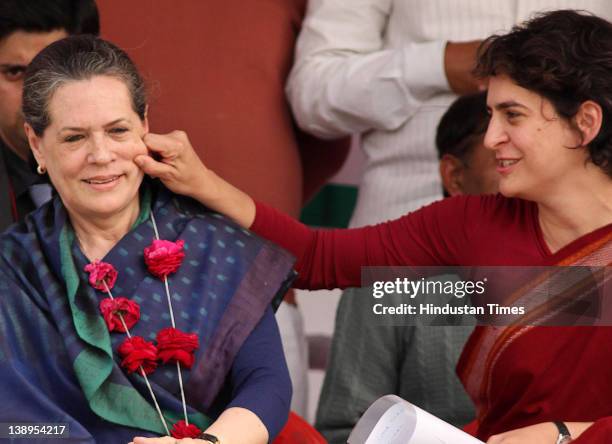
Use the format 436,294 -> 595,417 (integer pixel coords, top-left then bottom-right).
457,229 -> 612,441
250,194 -> 612,441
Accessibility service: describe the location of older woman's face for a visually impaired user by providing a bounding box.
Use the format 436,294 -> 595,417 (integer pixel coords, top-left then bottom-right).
27,75 -> 148,221
484,75 -> 587,200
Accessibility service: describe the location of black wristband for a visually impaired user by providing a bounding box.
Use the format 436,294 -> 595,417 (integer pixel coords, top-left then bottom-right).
554,421 -> 571,443
198,432 -> 220,444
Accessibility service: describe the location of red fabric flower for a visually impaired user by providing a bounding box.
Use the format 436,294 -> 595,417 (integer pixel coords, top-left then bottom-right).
118,336 -> 158,375
143,239 -> 185,279
99,297 -> 140,333
156,327 -> 199,369
170,420 -> 202,439
84,260 -> 118,291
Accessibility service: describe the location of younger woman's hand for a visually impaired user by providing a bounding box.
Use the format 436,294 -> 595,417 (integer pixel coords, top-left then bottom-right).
486,422 -> 557,444
135,130 -> 210,200
135,130 -> 256,228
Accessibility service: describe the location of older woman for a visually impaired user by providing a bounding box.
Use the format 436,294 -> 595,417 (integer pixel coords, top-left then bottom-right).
155,9 -> 612,444
0,36 -> 295,444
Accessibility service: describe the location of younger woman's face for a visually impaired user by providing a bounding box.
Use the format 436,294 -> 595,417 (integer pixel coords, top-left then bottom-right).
27,75 -> 148,222
484,75 -> 588,200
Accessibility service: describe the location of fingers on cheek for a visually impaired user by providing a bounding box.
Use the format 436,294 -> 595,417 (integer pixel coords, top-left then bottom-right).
136,138 -> 149,156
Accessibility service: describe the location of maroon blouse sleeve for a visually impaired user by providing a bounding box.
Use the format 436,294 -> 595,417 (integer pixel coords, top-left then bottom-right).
251,196 -> 479,289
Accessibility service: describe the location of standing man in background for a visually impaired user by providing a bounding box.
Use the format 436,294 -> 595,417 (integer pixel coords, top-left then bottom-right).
0,0 -> 99,231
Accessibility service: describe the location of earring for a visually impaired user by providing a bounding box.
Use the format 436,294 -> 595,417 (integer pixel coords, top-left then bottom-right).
36,164 -> 46,175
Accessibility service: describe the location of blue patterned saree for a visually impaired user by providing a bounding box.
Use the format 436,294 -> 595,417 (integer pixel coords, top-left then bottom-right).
0,183 -> 295,443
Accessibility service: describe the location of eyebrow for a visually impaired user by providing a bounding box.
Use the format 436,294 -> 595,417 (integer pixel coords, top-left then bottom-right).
59,118 -> 130,132
491,100 -> 529,111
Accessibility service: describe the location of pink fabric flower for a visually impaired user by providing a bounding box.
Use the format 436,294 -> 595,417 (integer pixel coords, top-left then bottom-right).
84,260 -> 118,291
156,327 -> 199,369
170,420 -> 202,439
143,239 -> 185,279
118,336 -> 158,375
99,297 -> 140,333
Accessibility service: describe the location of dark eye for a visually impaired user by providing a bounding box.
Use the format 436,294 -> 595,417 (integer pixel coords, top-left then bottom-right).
505,110 -> 521,119
2,66 -> 26,81
109,127 -> 128,135
64,134 -> 84,143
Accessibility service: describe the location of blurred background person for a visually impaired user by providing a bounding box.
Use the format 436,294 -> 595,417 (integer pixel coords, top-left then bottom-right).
436,92 -> 498,197
0,0 -> 99,231
315,92 -> 497,443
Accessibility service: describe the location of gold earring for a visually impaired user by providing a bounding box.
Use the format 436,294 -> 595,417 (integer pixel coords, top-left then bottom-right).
36,164 -> 46,175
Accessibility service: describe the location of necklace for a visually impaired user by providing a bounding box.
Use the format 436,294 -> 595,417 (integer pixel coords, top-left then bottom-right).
84,211 -> 202,439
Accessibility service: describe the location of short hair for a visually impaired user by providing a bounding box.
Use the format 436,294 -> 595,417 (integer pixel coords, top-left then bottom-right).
23,35 -> 146,136
436,92 -> 489,163
475,9 -> 612,177
0,0 -> 99,40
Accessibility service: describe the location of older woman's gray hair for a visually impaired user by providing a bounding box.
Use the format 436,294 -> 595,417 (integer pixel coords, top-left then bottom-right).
23,35 -> 146,136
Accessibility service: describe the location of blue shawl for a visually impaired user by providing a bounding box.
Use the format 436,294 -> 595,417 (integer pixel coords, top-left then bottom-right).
0,183 -> 295,442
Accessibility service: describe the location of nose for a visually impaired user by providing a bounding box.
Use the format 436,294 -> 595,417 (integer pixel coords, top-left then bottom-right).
483,115 -> 508,151
87,133 -> 116,164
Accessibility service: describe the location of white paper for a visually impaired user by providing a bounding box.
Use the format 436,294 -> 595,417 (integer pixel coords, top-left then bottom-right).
348,395 -> 484,444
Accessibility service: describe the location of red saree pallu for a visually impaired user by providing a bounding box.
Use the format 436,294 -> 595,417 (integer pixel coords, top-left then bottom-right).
457,228 -> 612,441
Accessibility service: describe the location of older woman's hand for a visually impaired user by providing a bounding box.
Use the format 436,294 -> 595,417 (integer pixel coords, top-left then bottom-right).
135,130 -> 256,228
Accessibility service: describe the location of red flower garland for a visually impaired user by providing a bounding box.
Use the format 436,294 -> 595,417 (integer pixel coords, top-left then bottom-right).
99,297 -> 140,333
170,420 -> 202,439
118,336 -> 158,375
156,327 -> 200,369
144,239 -> 186,279
84,260 -> 117,290
85,233 -> 203,436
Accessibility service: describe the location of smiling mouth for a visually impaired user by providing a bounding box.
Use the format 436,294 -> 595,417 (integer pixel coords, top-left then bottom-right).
83,175 -> 123,185
498,159 -> 520,168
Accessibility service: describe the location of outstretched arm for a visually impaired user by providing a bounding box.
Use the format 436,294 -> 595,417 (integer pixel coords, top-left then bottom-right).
136,131 -> 470,289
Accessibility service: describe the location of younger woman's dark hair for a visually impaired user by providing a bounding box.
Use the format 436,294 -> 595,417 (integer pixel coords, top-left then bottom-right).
475,9 -> 612,177
22,35 -> 146,136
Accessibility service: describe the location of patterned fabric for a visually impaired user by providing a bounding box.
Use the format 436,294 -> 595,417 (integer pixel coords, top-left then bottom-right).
0,182 -> 295,442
